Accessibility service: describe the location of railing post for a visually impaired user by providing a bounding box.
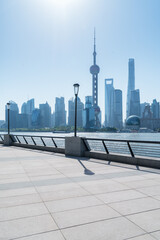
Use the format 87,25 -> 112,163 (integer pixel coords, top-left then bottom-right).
102,140 -> 109,154
127,141 -> 134,157
31,137 -> 36,145
52,138 -> 57,148
23,136 -> 28,144
41,137 -> 46,146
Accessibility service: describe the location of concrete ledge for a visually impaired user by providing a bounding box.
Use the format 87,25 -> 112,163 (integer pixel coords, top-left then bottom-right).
84,151 -> 160,169
65,137 -> 87,157
12,142 -> 65,154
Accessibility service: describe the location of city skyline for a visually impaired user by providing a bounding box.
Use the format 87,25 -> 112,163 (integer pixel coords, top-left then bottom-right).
1,0 -> 160,121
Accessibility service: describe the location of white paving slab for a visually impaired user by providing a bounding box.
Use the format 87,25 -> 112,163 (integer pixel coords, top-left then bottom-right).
109,197 -> 160,215
0,214 -> 58,239
62,217 -> 145,240
127,209 -> 160,232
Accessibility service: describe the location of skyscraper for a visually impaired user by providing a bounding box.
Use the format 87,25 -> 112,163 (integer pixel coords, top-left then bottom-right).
68,97 -> 84,128
130,89 -> 140,116
55,97 -> 66,127
89,30 -> 101,128
114,89 -> 123,129
126,59 -> 135,118
105,79 -> 114,127
39,102 -> 51,128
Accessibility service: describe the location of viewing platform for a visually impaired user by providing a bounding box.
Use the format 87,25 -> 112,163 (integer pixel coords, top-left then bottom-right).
0,145 -> 160,239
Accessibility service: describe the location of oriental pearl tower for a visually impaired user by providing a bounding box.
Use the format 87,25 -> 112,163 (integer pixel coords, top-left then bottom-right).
90,29 -> 101,128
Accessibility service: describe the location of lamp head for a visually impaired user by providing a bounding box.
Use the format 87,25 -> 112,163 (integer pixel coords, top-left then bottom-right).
73,83 -> 80,96
7,102 -> 10,110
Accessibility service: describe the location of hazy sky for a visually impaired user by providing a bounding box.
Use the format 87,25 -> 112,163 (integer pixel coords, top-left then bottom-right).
1,0 -> 160,122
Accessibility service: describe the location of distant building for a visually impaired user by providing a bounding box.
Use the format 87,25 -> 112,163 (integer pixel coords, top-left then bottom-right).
17,114 -> 29,128
130,89 -> 140,117
126,58 -> 135,118
151,99 -> 159,119
114,89 -> 123,129
31,109 -> 41,128
105,78 -> 114,127
55,97 -> 66,127
68,97 -> 84,128
140,105 -> 160,130
83,96 -> 95,129
140,102 -> 149,118
5,101 -> 19,129
39,102 -> 51,128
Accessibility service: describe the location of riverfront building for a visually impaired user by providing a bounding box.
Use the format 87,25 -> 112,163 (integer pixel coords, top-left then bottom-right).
114,89 -> 123,129
126,58 -> 135,118
39,102 -> 51,128
130,89 -> 140,117
55,97 -> 66,127
105,78 -> 114,127
68,97 -> 84,128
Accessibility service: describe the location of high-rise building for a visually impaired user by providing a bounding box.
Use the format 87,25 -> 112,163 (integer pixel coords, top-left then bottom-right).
39,102 -> 51,128
55,97 -> 66,127
5,101 -> 19,129
114,89 -> 123,129
89,30 -> 101,128
26,99 -> 35,115
126,58 -> 135,118
68,97 -> 84,128
140,102 -> 149,118
21,103 -> 27,114
130,89 -> 140,116
151,99 -> 159,119
105,79 -> 114,127
31,109 -> 41,128
83,96 -> 95,129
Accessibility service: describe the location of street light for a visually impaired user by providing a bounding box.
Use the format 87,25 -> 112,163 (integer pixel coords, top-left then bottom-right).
7,102 -> 10,135
73,83 -> 80,137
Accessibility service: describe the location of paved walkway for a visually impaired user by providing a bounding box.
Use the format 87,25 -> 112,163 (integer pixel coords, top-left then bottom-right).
0,145 -> 160,240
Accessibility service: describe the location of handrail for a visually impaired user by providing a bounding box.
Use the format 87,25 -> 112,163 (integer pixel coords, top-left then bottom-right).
82,137 -> 160,159
82,137 -> 160,144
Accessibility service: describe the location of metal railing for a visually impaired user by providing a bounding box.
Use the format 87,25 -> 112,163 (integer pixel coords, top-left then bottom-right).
82,137 -> 160,159
10,134 -> 65,149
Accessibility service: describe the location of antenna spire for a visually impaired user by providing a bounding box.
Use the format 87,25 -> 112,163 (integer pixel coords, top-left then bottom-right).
93,28 -> 96,64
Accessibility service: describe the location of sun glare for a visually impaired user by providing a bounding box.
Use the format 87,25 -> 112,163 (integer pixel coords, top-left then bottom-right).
47,0 -> 75,8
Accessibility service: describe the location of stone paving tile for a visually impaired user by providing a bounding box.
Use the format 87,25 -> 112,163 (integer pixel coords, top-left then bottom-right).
127,209 -> 160,232
96,189 -> 146,204
53,204 -> 120,228
45,195 -> 102,213
0,214 -> 58,239
35,182 -> 80,193
17,230 -> 65,240
40,186 -> 89,202
0,193 -> 42,208
109,197 -> 160,215
151,231 -> 160,240
0,202 -> 48,222
125,234 -> 156,240
78,179 -> 129,194
138,185 -> 160,196
123,179 -> 159,189
0,187 -> 37,198
62,217 -> 145,240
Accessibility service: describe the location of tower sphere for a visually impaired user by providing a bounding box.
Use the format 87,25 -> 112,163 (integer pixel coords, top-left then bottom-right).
90,64 -> 100,74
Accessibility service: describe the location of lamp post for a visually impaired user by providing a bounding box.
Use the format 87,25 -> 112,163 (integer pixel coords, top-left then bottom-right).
73,83 -> 80,137
7,102 -> 10,135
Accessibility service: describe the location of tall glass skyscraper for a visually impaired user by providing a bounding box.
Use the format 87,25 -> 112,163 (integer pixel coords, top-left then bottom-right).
105,79 -> 114,127
126,59 -> 135,118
